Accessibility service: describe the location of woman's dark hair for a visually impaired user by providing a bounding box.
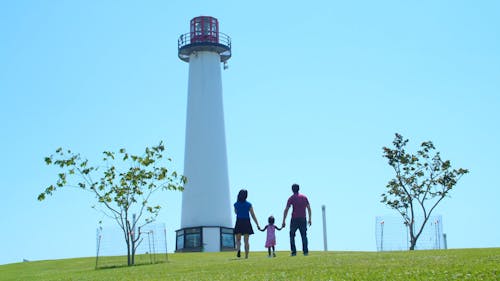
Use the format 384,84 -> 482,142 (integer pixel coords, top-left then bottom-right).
268,216 -> 275,225
237,189 -> 248,202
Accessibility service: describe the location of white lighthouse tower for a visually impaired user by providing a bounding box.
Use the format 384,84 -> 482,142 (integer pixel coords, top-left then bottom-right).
175,16 -> 234,252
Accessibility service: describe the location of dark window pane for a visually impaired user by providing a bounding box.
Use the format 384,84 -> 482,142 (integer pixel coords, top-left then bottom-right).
185,233 -> 201,248
176,235 -> 184,250
221,233 -> 234,248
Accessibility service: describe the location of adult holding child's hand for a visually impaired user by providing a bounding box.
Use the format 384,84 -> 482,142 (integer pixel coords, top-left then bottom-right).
233,189 -> 260,259
282,183 -> 312,256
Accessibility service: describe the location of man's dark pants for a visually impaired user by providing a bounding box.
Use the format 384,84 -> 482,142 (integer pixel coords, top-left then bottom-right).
289,218 -> 308,255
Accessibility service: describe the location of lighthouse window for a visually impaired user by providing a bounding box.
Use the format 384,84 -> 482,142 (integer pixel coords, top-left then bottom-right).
176,231 -> 184,250
220,227 -> 235,249
175,227 -> 202,251
195,21 -> 202,36
203,21 -> 210,35
185,227 -> 202,248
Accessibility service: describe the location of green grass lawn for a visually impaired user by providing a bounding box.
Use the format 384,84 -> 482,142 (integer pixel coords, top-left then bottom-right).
1,248 -> 499,281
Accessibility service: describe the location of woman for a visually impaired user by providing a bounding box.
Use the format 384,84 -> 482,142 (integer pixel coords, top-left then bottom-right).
233,189 -> 260,259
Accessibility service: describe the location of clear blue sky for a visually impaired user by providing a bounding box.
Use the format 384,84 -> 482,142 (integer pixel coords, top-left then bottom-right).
1,1 -> 499,265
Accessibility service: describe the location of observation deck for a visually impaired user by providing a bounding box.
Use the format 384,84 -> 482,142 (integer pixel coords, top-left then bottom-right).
177,16 -> 231,63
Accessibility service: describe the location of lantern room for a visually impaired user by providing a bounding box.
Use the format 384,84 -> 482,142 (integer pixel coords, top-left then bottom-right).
178,16 -> 231,62
190,16 -> 219,44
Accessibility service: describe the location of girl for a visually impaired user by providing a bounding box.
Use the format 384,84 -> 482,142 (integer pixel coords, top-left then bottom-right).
234,189 -> 260,259
259,215 -> 282,257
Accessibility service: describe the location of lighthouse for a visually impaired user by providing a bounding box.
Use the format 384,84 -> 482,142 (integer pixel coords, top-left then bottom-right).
175,16 -> 234,252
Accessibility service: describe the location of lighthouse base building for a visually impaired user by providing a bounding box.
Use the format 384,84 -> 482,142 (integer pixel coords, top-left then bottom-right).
175,16 -> 234,252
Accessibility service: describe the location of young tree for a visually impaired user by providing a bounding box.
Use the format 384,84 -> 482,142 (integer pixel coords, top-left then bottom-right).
38,142 -> 186,265
382,133 -> 468,250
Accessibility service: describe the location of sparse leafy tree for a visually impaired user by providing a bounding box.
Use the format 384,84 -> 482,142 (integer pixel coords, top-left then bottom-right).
382,133 -> 468,250
39,142 -> 186,265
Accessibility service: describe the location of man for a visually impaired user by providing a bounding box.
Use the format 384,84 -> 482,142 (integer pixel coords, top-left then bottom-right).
282,183 -> 312,256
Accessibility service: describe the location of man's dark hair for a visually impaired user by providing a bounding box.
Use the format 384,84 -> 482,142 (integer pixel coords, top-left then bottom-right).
292,183 -> 299,194
237,189 -> 248,202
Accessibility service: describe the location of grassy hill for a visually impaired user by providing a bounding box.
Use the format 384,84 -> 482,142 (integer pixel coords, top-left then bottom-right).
1,248 -> 499,280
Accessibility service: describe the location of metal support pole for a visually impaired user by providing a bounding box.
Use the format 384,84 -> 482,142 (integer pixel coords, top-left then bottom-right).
164,227 -> 169,262
380,221 -> 384,251
322,205 -> 328,251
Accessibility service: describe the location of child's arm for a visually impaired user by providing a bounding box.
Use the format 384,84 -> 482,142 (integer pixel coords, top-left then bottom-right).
275,225 -> 283,231
259,225 -> 268,232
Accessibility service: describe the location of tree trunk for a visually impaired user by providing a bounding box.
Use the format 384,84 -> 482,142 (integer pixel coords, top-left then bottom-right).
127,241 -> 131,266
126,228 -> 133,266
409,236 -> 416,250
408,219 -> 416,251
131,239 -> 135,265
